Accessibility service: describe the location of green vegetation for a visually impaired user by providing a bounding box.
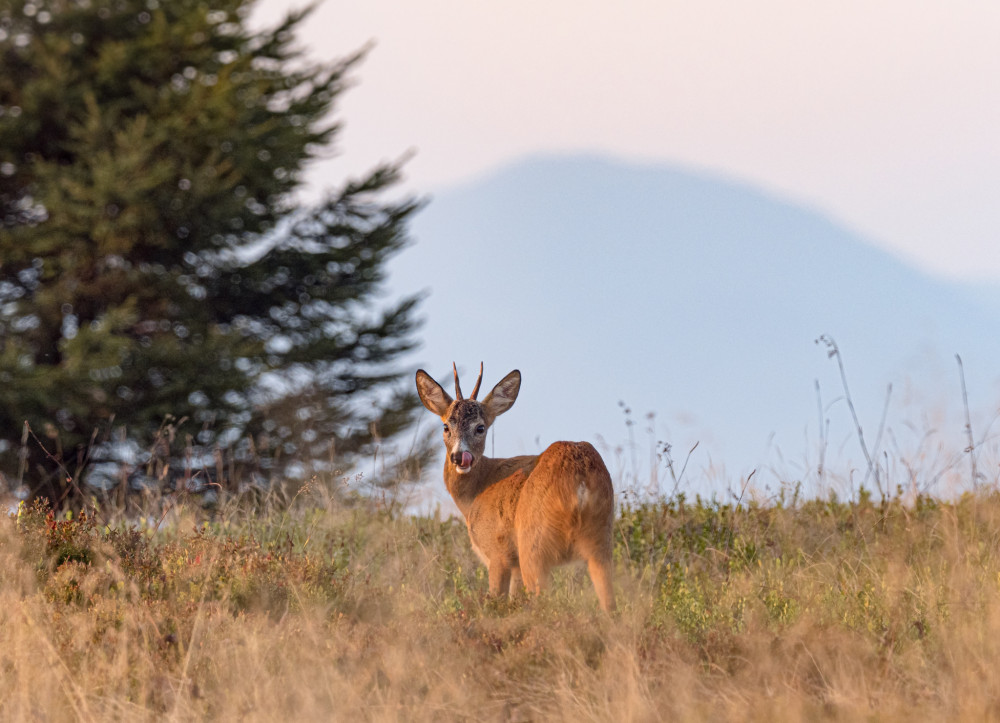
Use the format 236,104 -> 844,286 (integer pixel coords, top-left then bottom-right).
0,0 -> 426,502
3,483 -> 1000,721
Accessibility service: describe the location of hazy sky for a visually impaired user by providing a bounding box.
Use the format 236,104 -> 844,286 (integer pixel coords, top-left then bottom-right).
254,1 -> 1000,281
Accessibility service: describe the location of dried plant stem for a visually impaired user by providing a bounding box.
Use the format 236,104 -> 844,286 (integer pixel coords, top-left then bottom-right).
817,335 -> 888,499
24,423 -> 107,526
815,379 -> 829,484
865,382 -> 892,495
956,354 -> 978,490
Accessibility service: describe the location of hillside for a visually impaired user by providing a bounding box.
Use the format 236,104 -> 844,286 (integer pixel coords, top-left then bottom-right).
6,491 -> 1000,720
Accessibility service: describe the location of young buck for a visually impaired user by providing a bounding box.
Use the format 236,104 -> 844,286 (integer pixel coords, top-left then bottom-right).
415,363 -> 616,612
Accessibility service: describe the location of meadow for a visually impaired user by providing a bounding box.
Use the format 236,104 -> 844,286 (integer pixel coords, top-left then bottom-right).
4,463 -> 1000,722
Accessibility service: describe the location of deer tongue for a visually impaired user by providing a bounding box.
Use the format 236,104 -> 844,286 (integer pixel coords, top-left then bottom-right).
460,452 -> 473,469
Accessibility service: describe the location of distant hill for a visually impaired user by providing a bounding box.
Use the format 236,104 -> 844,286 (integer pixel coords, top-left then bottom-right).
390,155 -> 1000,496
964,281 -> 1000,320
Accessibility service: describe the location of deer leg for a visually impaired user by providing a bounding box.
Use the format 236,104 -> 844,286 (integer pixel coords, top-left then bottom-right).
508,566 -> 523,597
518,554 -> 552,596
488,560 -> 511,599
517,526 -> 554,597
586,551 -> 616,613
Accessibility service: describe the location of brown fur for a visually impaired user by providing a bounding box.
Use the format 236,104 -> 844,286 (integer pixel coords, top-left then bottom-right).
416,366 -> 616,612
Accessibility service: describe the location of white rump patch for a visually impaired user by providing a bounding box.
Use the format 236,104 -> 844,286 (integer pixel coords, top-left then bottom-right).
577,481 -> 590,509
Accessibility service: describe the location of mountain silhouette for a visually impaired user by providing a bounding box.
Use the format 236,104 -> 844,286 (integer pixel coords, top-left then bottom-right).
391,155 -> 1000,496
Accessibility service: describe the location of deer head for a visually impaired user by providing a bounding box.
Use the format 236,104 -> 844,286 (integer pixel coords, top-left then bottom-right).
415,363 -> 521,474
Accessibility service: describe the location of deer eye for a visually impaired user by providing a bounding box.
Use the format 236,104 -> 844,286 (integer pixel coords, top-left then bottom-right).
442,424 -> 449,434
475,424 -> 486,435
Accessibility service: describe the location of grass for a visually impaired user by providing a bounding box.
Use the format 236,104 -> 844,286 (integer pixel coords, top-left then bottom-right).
4,480 -> 1000,722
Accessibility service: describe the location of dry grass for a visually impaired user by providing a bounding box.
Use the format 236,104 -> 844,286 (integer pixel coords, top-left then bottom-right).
4,484 -> 1000,722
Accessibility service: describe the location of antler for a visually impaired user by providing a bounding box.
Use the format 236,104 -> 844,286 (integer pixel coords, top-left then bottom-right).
470,362 -> 484,400
452,361 -> 463,400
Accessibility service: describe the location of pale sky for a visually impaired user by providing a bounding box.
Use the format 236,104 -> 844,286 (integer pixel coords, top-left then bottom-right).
254,1 -> 1000,280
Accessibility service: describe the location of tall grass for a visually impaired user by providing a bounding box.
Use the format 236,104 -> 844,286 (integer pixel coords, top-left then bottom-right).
4,477 -> 1000,721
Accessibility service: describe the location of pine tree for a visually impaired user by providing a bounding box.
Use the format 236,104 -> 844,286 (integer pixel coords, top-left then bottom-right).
0,0 -> 426,504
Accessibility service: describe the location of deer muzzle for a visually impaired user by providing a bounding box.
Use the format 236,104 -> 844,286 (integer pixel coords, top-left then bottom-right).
450,451 -> 474,472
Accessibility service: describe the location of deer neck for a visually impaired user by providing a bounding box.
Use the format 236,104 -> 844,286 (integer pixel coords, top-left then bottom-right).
443,456 -> 498,517
442,454 -> 539,518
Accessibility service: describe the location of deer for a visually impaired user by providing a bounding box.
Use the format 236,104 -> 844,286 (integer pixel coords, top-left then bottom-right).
415,363 -> 616,612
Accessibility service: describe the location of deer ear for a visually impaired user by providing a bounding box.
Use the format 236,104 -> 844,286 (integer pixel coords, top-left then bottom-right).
482,370 -> 520,423
416,370 -> 453,418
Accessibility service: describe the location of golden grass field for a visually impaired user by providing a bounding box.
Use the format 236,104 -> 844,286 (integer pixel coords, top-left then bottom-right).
4,475 -> 1000,721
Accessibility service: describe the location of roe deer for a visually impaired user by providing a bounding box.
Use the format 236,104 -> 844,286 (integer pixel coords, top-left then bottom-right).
415,363 -> 616,612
